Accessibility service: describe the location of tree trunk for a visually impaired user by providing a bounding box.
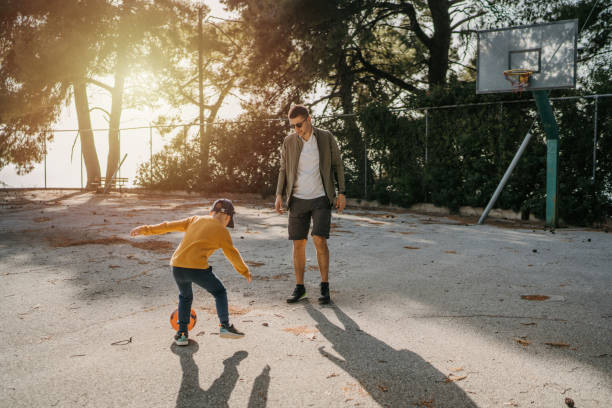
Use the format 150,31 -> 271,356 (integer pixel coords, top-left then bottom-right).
337,52 -> 371,198
73,81 -> 101,189
427,0 -> 452,87
198,6 -> 208,189
199,80 -> 234,191
105,4 -> 129,187
105,70 -> 125,186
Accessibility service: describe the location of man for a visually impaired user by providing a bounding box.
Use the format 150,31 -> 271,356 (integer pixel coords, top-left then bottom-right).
275,104 -> 346,304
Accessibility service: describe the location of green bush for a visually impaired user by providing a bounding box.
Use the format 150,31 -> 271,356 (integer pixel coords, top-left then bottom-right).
136,76 -> 611,225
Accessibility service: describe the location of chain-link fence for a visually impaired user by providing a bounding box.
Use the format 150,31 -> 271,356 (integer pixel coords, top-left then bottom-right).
1,94 -> 610,223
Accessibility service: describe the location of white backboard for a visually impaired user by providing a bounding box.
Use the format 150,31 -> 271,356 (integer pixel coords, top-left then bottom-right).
476,20 -> 578,94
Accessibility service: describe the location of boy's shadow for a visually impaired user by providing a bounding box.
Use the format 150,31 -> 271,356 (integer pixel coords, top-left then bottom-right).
305,303 -> 478,407
170,341 -> 270,408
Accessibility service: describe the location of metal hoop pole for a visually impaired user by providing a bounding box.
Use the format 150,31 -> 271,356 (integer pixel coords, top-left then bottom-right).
479,131 -> 533,225
44,135 -> 47,189
149,123 -> 153,186
425,109 -> 429,164
593,95 -> 598,180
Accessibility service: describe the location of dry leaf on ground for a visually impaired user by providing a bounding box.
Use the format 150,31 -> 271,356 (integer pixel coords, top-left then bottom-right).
515,338 -> 531,346
544,342 -> 570,348
282,326 -> 318,335
445,374 -> 467,383
521,295 -> 550,301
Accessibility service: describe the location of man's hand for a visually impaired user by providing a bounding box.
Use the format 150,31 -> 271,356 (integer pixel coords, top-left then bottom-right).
336,194 -> 346,213
130,226 -> 147,237
274,195 -> 284,214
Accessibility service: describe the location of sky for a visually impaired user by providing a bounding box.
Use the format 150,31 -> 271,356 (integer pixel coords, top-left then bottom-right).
0,0 -> 243,189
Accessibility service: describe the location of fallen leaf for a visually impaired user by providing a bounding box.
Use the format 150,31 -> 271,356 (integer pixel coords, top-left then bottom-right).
450,367 -> 464,372
246,261 -> 265,267
403,246 -> 420,250
544,342 -> 570,348
282,326 -> 318,335
445,375 -> 467,383
521,295 -> 550,301
445,250 -> 457,254
377,385 -> 388,392
326,373 -> 339,379
520,322 -> 537,326
515,338 -> 531,347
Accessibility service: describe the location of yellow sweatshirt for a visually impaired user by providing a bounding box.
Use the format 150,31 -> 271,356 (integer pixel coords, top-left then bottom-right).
141,215 -> 249,277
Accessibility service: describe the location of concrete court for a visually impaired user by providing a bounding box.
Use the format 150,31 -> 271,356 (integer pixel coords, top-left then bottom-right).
0,190 -> 610,408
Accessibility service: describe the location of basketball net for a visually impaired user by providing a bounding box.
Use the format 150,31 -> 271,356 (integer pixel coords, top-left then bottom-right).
504,69 -> 533,94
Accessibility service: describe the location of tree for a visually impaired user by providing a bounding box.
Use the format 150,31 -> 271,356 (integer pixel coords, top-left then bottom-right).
0,0 -> 193,188
222,0 -> 487,195
142,5 -> 251,191
0,0 -> 108,182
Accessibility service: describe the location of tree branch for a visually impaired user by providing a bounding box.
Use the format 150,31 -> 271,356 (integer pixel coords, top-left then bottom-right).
449,59 -> 476,71
87,78 -> 113,93
356,49 -> 420,94
376,2 -> 432,48
451,11 -> 486,30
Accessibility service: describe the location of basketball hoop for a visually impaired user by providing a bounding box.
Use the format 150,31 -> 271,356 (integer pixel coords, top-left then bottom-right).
504,69 -> 533,94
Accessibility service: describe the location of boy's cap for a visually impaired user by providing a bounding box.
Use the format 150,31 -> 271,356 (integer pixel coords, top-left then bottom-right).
210,199 -> 235,228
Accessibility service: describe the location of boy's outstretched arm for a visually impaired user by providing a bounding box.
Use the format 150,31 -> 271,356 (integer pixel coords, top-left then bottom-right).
130,217 -> 194,237
220,231 -> 251,282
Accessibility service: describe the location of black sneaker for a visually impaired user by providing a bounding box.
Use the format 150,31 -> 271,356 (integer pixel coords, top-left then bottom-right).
286,285 -> 306,303
318,282 -> 331,304
174,332 -> 188,346
220,323 -> 245,339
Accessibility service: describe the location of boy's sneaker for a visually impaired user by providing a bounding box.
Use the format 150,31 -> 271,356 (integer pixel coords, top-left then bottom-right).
220,323 -> 245,339
318,282 -> 331,304
286,285 -> 306,303
174,332 -> 188,346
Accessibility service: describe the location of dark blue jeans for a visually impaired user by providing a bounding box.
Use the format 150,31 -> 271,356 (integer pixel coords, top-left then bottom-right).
172,266 -> 229,334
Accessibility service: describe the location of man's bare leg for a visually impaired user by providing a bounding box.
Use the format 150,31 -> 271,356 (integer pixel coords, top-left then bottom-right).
313,235 -> 331,304
312,235 -> 329,282
292,239 -> 307,284
287,239 -> 308,303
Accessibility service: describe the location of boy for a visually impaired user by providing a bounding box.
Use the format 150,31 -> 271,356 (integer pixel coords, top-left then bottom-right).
130,198 -> 251,346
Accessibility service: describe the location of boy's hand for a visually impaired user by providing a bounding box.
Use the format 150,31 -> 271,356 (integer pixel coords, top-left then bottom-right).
245,271 -> 252,283
130,226 -> 146,237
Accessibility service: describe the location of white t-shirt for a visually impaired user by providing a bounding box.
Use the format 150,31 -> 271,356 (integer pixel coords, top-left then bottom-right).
292,131 -> 326,200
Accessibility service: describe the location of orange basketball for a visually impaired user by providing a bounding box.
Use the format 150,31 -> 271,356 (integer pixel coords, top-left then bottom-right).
170,308 -> 197,331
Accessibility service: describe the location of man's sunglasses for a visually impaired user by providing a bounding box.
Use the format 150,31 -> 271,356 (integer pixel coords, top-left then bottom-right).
290,116 -> 308,129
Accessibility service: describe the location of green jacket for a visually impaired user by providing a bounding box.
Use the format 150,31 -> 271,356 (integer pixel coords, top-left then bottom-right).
276,126 -> 345,206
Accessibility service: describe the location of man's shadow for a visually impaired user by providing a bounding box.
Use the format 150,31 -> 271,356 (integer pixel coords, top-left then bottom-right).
170,341 -> 271,408
305,303 -> 478,407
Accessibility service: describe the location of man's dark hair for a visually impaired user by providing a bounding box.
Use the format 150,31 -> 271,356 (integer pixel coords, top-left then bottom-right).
288,104 -> 309,119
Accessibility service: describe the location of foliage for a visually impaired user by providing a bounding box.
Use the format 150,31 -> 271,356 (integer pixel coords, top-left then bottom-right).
135,110 -> 287,196
0,0 -> 107,173
356,78 -> 611,224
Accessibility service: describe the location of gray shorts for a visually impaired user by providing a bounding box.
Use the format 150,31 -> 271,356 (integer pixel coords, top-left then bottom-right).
288,196 -> 332,240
